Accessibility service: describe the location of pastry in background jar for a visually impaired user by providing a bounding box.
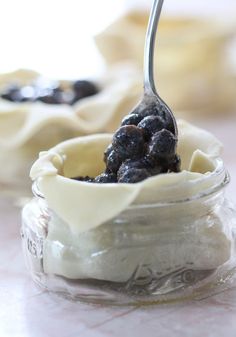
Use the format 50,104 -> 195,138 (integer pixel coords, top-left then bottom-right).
0,66 -> 141,196
95,11 -> 236,116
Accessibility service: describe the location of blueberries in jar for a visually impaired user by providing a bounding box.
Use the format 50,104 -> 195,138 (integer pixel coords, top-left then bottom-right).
94,173 -> 117,183
112,125 -> 145,161
118,168 -> 150,183
168,154 -> 181,173
117,159 -> 147,180
106,150 -> 122,174
72,176 -> 95,182
142,155 -> 167,175
104,144 -> 113,162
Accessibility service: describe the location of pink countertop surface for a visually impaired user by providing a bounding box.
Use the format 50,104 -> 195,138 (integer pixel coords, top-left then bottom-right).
0,116 -> 236,337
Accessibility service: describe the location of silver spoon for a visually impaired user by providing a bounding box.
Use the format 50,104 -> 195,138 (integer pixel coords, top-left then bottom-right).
131,0 -> 178,137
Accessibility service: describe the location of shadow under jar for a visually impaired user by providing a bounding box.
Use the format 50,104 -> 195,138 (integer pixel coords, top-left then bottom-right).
21,165 -> 236,306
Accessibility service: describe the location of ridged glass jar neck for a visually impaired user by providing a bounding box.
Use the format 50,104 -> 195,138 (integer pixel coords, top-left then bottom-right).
31,161 -> 229,224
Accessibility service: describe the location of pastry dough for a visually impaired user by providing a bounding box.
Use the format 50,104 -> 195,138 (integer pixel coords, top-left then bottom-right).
29,120 -> 231,282
0,66 -> 142,192
31,120 -> 223,233
95,12 -> 236,114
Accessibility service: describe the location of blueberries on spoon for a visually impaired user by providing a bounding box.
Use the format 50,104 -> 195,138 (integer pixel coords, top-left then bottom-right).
112,125 -> 145,160
130,100 -> 175,134
121,114 -> 143,126
148,129 -> 177,160
138,115 -> 165,140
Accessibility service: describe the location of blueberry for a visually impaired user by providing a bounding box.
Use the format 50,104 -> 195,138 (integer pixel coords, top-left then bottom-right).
94,173 -> 117,183
130,100 -> 175,134
143,155 -> 169,175
157,104 -> 175,134
130,101 -> 161,119
72,176 -> 94,182
148,129 -> 177,160
141,155 -> 165,175
138,115 -> 165,140
117,159 -> 145,180
1,85 -> 24,102
118,168 -> 150,183
168,154 -> 181,173
112,125 -> 145,160
121,114 -> 143,126
38,87 -> 64,104
72,80 -> 99,103
106,150 -> 122,173
103,144 -> 113,163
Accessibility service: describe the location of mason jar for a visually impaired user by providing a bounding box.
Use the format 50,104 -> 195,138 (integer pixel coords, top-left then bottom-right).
21,163 -> 236,306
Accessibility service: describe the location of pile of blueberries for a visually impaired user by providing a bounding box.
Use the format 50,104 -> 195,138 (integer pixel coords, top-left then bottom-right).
0,80 -> 99,105
75,101 -> 181,184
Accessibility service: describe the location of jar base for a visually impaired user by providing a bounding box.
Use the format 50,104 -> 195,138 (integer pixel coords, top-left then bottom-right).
29,267 -> 236,306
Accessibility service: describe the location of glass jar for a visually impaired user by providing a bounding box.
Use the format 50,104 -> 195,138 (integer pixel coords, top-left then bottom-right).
21,167 -> 236,306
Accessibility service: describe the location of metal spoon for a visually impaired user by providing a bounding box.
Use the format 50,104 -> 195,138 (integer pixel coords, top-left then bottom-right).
131,0 -> 178,137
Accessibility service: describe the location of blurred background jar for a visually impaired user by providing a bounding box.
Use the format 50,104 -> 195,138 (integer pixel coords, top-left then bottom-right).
96,0 -> 236,118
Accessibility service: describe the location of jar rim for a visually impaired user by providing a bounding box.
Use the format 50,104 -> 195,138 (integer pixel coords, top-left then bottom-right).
32,158 -> 229,208
130,168 -> 230,209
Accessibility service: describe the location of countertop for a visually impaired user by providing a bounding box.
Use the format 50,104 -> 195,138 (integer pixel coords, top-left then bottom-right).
1,116 -> 236,337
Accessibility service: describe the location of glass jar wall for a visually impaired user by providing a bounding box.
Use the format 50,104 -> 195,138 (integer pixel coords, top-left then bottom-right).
21,168 -> 236,306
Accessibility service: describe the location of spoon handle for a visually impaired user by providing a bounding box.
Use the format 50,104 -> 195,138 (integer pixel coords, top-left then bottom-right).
144,0 -> 164,96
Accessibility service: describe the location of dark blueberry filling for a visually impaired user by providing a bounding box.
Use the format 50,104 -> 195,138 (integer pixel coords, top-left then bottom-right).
138,115 -> 165,140
106,150 -> 122,174
112,125 -> 145,161
118,168 -> 150,183
147,129 -> 176,160
121,113 -> 143,126
72,176 -> 95,183
72,80 -> 99,103
94,173 -> 117,184
74,100 -> 181,184
1,80 -> 99,105
1,85 -> 27,102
